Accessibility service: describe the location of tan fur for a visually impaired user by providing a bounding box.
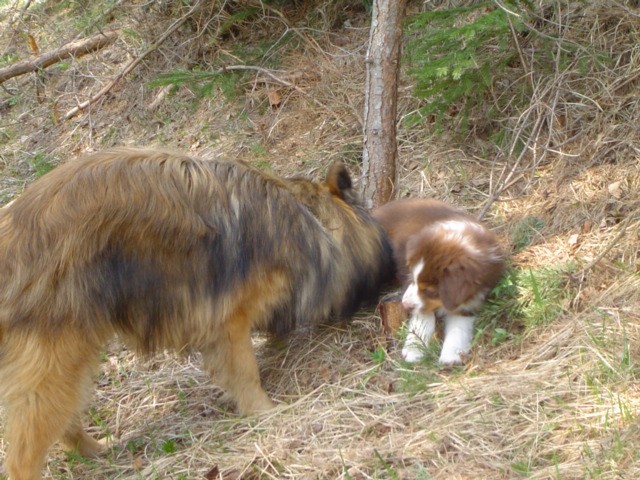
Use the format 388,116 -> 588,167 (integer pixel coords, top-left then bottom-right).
0,148 -> 393,480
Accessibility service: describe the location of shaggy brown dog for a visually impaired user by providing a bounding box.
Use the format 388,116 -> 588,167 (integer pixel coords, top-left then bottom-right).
373,198 -> 505,365
0,148 -> 393,480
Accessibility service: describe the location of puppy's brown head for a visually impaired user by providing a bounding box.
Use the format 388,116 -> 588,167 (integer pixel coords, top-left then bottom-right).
404,220 -> 504,314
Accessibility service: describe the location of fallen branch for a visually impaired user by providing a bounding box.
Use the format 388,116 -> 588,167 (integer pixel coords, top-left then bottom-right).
63,0 -> 203,120
578,211 -> 639,275
0,30 -> 119,84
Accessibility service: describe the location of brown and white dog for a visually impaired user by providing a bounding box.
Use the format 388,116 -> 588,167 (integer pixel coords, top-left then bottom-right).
373,198 -> 505,365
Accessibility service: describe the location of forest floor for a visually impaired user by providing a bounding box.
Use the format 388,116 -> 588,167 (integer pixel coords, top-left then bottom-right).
1,1 -> 639,479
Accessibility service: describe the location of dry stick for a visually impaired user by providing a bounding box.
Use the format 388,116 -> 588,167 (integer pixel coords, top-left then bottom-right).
62,0 -> 203,121
259,3 -> 329,60
506,12 -> 533,91
221,65 -> 297,89
0,30 -> 119,84
477,104 -> 544,220
478,83 -> 560,221
572,213 -> 639,311
478,45 -> 569,220
7,0 -> 33,30
478,4 -> 579,220
578,213 -> 639,275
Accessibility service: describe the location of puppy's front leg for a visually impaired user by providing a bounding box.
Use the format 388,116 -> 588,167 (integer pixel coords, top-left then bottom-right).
401,312 -> 436,363
439,314 -> 475,365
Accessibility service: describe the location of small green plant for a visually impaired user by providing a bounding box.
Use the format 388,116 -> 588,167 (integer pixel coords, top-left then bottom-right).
126,436 -> 147,454
150,10 -> 294,103
71,0 -> 118,32
398,366 -> 440,395
517,266 -> 571,328
87,407 -> 113,444
149,68 -> 243,102
0,51 -> 20,67
511,459 -> 532,476
29,152 -> 56,177
54,62 -> 71,71
511,216 -> 545,252
161,438 -> 176,454
370,346 -> 386,365
476,263 -> 573,342
218,6 -> 260,37
475,269 -> 518,336
374,449 -> 400,480
491,327 -> 510,345
339,450 -> 353,480
251,159 -> 271,172
251,144 -> 268,157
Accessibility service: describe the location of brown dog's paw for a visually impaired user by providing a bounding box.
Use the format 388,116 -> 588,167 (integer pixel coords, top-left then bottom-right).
62,431 -> 107,458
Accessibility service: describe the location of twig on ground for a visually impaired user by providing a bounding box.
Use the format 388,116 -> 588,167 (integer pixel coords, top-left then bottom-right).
62,0 -> 204,120
577,212 -> 640,275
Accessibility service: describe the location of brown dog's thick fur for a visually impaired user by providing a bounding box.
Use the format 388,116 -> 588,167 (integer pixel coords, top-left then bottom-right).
0,148 -> 393,480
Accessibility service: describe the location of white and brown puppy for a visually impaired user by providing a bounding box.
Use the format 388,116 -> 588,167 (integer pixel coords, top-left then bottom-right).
373,199 -> 505,365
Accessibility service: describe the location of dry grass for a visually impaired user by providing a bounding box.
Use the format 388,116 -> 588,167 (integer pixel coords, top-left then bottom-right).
1,0 -> 639,479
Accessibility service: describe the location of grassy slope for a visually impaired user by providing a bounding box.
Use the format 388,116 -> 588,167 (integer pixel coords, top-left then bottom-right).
1,1 -> 639,479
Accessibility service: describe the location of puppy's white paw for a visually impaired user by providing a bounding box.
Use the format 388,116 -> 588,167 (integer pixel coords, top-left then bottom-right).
401,312 -> 436,363
438,352 -> 462,366
439,314 -> 474,367
402,344 -> 424,363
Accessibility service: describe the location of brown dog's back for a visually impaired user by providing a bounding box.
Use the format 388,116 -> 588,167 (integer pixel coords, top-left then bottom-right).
0,148 -> 393,480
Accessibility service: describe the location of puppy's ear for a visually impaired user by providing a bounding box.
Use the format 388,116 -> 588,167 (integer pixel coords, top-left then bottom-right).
326,161 -> 353,200
439,261 -> 478,311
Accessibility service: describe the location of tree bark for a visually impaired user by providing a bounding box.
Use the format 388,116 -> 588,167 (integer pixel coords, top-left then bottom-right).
0,30 -> 119,84
362,0 -> 406,208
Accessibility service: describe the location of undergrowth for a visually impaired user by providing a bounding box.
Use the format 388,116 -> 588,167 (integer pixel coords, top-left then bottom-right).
404,0 -> 529,133
476,262 -> 575,345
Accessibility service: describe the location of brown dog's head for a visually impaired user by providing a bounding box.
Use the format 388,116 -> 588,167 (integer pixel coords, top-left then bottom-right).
284,161 -> 362,216
274,161 -> 394,328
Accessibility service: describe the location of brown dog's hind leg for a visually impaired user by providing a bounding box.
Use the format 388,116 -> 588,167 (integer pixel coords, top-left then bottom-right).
202,316 -> 275,415
60,414 -> 106,458
59,355 -> 106,457
1,330 -> 102,480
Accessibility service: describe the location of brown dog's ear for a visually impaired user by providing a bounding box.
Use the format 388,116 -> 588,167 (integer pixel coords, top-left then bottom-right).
326,161 -> 353,200
439,262 -> 477,311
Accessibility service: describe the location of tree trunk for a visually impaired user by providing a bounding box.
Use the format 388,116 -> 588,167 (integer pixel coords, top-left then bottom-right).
362,0 -> 406,208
